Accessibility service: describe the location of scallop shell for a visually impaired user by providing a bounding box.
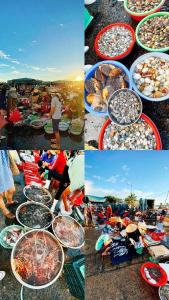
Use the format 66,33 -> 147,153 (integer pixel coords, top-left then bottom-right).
95,68 -> 106,84
87,93 -> 103,105
85,78 -> 96,93
99,64 -> 116,77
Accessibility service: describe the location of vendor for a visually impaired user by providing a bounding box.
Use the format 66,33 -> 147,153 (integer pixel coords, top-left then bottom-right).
46,150 -> 66,181
40,150 -> 56,165
0,150 -> 16,219
7,87 -> 17,118
38,150 -> 57,174
49,87 -> 62,149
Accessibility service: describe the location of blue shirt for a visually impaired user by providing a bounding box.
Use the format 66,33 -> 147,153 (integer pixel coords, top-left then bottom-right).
40,152 -> 56,164
0,150 -> 14,193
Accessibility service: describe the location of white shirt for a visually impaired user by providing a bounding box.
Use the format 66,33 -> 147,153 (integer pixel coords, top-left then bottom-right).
51,96 -> 61,119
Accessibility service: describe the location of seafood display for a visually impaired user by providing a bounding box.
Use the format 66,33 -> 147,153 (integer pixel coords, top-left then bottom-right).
108,89 -> 142,126
103,119 -> 157,150
24,185 -> 52,205
52,216 -> 84,248
127,0 -> 162,13
97,26 -> 133,58
85,64 -> 128,112
17,203 -> 53,229
11,230 -> 64,288
69,119 -> 83,135
138,16 -> 169,49
144,266 -> 163,285
30,120 -> 45,129
159,284 -> 169,300
133,56 -> 169,98
0,226 -> 25,248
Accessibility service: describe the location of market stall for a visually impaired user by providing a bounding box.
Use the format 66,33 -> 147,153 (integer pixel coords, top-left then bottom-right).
0,150 -> 85,300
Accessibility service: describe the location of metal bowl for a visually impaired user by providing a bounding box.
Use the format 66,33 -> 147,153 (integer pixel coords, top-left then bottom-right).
11,230 -> 64,289
16,202 -> 53,230
23,184 -> 52,206
52,215 -> 84,249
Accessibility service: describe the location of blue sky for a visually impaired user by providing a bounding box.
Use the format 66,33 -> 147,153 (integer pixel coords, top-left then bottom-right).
0,0 -> 83,81
85,151 -> 169,205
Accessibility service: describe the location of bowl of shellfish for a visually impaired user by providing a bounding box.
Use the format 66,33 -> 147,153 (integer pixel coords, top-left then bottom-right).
124,0 -> 166,22
130,52 -> 169,102
52,215 -> 85,249
108,88 -> 142,127
99,113 -> 162,150
85,61 -> 132,117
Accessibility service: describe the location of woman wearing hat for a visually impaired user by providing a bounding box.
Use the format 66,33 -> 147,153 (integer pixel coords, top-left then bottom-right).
49,87 -> 62,149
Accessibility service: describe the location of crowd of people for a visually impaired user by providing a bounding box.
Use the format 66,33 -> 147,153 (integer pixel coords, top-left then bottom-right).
0,84 -> 81,149
0,150 -> 84,219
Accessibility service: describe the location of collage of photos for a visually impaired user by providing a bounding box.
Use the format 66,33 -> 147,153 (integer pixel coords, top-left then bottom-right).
0,0 -> 169,300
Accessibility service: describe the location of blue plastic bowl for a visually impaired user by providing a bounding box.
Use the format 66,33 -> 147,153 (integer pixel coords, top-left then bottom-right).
85,60 -> 132,117
130,52 -> 169,102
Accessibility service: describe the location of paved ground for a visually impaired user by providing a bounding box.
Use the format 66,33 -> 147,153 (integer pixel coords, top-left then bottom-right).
85,228 -> 159,300
0,125 -> 83,150
85,0 -> 169,149
0,183 -> 80,300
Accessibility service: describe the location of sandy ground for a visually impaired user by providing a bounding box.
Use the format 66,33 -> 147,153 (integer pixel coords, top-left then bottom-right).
0,126 -> 83,150
85,227 -> 160,300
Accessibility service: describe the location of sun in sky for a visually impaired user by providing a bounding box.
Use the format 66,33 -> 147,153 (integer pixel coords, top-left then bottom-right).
75,76 -> 83,81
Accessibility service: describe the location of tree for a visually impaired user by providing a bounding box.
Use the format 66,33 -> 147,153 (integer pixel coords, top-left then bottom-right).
125,193 -> 137,208
105,195 -> 121,204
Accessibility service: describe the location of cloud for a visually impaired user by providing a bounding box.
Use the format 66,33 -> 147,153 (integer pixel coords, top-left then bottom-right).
106,175 -> 119,184
60,23 -> 64,27
85,180 -> 163,203
31,40 -> 38,44
93,175 -> 101,180
18,48 -> 24,52
0,64 -> 10,67
0,50 -> 10,60
11,60 -> 20,65
85,180 -> 114,196
46,67 -> 61,73
122,165 -> 130,172
11,71 -> 22,75
31,66 -> 41,71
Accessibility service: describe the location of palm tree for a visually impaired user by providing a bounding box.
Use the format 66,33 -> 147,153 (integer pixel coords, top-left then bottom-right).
125,193 -> 137,208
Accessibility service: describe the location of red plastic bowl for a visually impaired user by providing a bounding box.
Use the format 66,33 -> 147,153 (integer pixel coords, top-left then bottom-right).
94,23 -> 135,60
140,262 -> 168,287
98,113 -> 162,150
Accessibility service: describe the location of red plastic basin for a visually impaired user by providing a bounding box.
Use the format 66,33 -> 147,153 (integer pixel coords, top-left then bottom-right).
94,23 -> 135,60
98,113 -> 162,150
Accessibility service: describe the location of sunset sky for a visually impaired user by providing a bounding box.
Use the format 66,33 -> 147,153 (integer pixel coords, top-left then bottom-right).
0,0 -> 83,82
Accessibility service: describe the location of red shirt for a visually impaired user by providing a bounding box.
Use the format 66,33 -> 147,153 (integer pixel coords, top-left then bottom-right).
50,152 -> 66,174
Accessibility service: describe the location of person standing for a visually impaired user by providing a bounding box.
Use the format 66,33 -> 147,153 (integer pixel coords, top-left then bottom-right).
49,87 -> 62,149
0,150 -> 16,219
